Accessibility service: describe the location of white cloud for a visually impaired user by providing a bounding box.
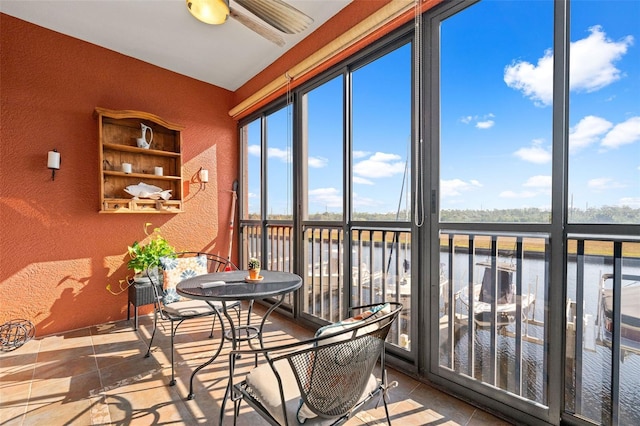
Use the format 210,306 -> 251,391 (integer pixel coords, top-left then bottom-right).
476,120 -> 495,129
353,176 -> 374,185
499,190 -> 538,199
268,147 -> 291,163
309,188 -> 342,208
504,26 -> 633,106
587,177 -> 626,191
504,47 -> 554,106
514,142 -> 552,164
353,152 -> 405,179
353,150 -> 370,159
352,192 -> 382,209
569,115 -> 613,153
523,175 -> 552,189
248,145 -> 261,156
308,156 -> 328,168
570,26 -> 633,93
514,139 -> 551,164
441,179 -> 483,197
601,116 -> 640,149
499,176 -> 551,200
461,113 -> 495,128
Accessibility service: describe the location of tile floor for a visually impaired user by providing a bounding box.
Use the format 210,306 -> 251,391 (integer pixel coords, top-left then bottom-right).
1,305 -> 512,425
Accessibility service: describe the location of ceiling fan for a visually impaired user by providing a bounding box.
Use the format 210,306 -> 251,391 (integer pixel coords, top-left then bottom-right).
186,0 -> 314,47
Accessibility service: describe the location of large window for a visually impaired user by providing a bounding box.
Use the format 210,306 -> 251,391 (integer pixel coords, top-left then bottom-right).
564,1 -> 640,424
303,75 -> 344,220
298,41 -> 414,345
438,0 -> 554,409
568,1 -> 640,224
266,105 -> 293,220
440,0 -> 553,223
352,43 -> 412,221
239,1 -> 640,424
244,118 -> 261,219
302,75 -> 345,322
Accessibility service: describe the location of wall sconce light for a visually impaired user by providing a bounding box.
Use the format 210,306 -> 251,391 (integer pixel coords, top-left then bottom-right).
199,167 -> 209,188
47,149 -> 61,180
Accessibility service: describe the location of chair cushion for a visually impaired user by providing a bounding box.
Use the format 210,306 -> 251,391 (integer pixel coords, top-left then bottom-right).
314,303 -> 391,344
163,299 -> 214,316
246,359 -> 300,424
159,255 -> 207,304
245,358 -> 378,425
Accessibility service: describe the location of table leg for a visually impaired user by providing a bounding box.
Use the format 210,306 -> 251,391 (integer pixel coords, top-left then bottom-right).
219,295 -> 286,425
187,307 -> 226,400
257,294 -> 286,349
218,301 -> 239,424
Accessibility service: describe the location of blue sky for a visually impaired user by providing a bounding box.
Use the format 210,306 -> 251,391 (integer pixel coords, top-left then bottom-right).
248,0 -> 639,217
440,0 -> 639,212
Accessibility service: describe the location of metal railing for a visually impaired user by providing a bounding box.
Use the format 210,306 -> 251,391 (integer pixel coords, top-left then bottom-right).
565,235 -> 640,425
241,222 -> 413,348
438,231 -> 549,405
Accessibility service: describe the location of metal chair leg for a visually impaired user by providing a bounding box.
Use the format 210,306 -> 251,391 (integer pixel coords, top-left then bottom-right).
169,319 -> 176,386
383,398 -> 392,426
145,309 -> 159,358
233,398 -> 241,426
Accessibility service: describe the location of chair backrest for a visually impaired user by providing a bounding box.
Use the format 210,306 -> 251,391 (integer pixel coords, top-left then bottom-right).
281,303 -> 401,420
147,252 -> 238,310
175,251 -> 238,272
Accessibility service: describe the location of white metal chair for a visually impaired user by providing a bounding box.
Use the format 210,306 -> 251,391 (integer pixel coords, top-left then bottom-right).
228,302 -> 403,425
144,252 -> 241,386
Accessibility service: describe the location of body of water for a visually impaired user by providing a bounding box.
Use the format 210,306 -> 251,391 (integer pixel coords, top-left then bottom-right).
303,237 -> 639,425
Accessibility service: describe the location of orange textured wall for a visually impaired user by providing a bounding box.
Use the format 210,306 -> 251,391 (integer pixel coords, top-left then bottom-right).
0,14 -> 238,336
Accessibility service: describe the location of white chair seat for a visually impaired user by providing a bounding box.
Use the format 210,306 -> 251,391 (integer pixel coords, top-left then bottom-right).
163,299 -> 240,316
245,358 -> 378,425
163,299 -> 215,316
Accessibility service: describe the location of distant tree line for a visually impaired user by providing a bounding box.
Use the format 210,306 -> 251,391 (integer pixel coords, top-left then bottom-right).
300,206 -> 640,224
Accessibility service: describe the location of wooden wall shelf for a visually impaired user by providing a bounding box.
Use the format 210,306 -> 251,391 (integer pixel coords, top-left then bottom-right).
102,143 -> 181,157
96,107 -> 184,213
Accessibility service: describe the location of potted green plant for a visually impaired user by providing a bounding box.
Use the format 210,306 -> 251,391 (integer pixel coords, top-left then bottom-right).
127,222 -> 176,283
248,257 -> 261,280
106,223 -> 176,295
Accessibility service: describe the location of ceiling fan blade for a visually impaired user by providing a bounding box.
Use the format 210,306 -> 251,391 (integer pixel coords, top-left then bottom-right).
230,8 -> 285,47
234,0 -> 313,34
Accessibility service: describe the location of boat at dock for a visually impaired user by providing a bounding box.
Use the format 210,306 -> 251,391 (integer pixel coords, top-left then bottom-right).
456,261 -> 537,328
597,273 -> 640,354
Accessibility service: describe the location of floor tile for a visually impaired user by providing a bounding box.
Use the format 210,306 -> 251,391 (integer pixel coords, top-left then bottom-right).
0,313 -> 517,426
0,381 -> 30,425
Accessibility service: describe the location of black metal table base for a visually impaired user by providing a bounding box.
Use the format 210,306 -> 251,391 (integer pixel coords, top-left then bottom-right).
217,295 -> 285,425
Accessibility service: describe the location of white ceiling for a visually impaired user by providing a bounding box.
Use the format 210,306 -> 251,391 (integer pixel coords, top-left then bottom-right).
0,0 -> 351,91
